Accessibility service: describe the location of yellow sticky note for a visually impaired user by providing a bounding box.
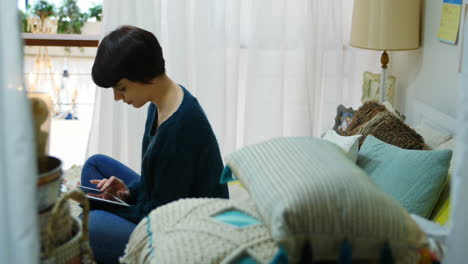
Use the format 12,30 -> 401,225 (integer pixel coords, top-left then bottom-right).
438,0 -> 463,44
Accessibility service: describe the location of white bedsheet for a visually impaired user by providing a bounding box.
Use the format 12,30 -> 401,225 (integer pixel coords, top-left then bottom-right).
411,214 -> 448,259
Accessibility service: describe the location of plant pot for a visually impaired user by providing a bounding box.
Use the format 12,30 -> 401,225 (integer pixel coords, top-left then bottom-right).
37,156 -> 63,212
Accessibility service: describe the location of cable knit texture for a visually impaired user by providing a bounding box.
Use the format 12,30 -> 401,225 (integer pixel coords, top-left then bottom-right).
121,198 -> 282,264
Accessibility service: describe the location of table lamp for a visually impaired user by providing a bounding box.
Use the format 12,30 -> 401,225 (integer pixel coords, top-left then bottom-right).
350,0 -> 421,103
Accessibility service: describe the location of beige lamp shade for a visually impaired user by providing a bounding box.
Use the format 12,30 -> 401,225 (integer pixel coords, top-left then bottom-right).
350,0 -> 421,51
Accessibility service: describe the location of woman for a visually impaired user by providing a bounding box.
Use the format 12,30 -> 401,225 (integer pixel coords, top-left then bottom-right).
81,25 -> 229,263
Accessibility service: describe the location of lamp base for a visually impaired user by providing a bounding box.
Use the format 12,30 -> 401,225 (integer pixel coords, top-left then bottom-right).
379,51 -> 389,103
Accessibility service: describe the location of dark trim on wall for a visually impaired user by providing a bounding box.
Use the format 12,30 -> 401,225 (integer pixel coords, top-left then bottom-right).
22,33 -> 100,47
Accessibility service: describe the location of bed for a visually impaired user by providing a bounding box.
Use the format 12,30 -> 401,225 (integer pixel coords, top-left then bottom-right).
116,100 -> 456,264
61,100 -> 455,263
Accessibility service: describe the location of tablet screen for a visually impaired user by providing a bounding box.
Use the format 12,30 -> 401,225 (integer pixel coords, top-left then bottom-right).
77,185 -> 130,207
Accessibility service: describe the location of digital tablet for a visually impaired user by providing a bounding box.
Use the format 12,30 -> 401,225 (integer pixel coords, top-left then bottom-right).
76,185 -> 130,207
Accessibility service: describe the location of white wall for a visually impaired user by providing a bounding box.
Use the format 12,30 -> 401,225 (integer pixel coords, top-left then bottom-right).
391,0 -> 463,120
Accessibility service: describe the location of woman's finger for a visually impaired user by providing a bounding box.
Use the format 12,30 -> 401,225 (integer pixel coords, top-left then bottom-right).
96,179 -> 108,189
89,179 -> 101,185
100,177 -> 115,191
109,176 -> 118,182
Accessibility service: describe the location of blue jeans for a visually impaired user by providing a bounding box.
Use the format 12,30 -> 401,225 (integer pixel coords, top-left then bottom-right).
81,154 -> 140,264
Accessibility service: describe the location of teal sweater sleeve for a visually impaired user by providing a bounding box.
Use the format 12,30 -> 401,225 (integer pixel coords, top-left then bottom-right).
126,180 -> 140,204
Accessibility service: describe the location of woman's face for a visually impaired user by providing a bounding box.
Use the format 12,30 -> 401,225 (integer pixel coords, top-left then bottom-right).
113,78 -> 150,108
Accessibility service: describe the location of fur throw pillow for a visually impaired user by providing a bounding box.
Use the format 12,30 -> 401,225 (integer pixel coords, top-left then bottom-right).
344,101 -> 388,134
343,102 -> 424,150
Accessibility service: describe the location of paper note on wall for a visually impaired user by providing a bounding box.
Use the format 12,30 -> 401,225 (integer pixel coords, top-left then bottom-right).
438,0 -> 463,44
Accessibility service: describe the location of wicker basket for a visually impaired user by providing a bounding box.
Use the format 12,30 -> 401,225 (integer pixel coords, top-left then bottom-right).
41,189 -> 94,264
39,201 -> 73,253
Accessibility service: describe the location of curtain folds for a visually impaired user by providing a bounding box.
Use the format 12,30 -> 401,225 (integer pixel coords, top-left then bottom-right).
445,10 -> 468,262
87,0 -> 375,172
0,0 -> 39,263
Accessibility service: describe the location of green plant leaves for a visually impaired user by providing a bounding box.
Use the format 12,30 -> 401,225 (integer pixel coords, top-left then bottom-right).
22,0 -> 103,34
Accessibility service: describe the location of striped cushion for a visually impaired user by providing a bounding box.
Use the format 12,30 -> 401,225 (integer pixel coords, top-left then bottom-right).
222,137 -> 427,262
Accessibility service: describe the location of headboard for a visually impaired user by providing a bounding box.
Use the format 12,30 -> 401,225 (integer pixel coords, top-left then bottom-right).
409,100 -> 457,137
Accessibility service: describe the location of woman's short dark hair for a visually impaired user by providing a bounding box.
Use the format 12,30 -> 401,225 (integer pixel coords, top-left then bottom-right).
92,25 -> 166,88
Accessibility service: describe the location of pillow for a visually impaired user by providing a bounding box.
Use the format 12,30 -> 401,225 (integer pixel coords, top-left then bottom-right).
430,138 -> 456,223
321,130 -> 361,162
357,135 -> 452,217
347,111 -> 424,149
221,137 -> 427,263
228,180 -> 250,201
414,123 -> 453,150
344,101 -> 388,133
343,102 -> 424,150
121,199 -> 286,264
435,137 -> 456,151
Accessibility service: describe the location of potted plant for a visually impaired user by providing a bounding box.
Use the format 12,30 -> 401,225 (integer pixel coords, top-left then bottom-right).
28,0 -> 57,33
88,4 -> 102,22
33,0 -> 55,22
57,0 -> 88,34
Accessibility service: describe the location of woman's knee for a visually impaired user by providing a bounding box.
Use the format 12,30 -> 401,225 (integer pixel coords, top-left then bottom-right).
88,210 -> 113,231
84,154 -> 109,167
82,154 -> 111,183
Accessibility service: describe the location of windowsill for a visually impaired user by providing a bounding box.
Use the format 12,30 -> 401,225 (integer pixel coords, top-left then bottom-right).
22,33 -> 100,47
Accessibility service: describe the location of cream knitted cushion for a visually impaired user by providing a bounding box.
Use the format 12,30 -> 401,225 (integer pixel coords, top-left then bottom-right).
121,198 -> 285,264
221,137 -> 428,263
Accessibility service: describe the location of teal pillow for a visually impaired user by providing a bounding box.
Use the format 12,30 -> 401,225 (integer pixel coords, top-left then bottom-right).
357,135 -> 452,217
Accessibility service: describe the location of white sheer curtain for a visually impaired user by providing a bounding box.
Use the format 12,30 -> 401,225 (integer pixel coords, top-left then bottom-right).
0,0 -> 39,263
445,10 -> 468,262
87,0 -> 369,172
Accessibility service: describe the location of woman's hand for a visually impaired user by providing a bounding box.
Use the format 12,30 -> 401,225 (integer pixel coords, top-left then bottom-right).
90,176 -> 130,202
